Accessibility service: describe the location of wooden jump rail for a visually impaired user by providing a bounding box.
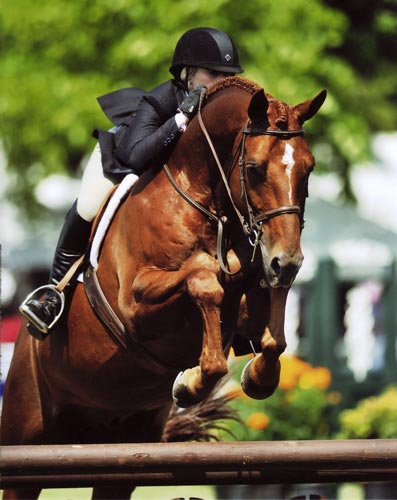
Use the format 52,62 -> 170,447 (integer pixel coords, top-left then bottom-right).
1,440 -> 397,489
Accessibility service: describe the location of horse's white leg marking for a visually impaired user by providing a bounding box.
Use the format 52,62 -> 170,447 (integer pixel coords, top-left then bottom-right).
282,143 -> 295,203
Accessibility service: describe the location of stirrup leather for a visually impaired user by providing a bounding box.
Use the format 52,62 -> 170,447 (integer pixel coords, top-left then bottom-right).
19,285 -> 66,334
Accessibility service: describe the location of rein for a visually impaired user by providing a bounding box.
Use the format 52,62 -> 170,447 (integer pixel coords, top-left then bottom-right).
164,90 -> 304,275
163,164 -> 230,274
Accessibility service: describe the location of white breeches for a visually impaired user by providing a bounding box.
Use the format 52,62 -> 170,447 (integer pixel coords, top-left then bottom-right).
76,143 -> 138,222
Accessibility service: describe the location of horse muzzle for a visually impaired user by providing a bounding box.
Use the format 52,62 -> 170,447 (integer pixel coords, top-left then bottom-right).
260,244 -> 304,288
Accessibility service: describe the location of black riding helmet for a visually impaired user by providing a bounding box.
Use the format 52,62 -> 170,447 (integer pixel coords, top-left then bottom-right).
170,27 -> 244,79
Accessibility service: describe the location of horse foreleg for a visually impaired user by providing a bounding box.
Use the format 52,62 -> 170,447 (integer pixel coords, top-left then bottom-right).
172,268 -> 228,408
241,287 -> 288,399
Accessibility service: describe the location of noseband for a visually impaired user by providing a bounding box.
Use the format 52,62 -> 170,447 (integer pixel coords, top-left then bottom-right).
164,96 -> 306,275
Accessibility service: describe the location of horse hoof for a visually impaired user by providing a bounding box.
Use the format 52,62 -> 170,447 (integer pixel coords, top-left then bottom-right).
172,371 -> 200,408
240,358 -> 277,400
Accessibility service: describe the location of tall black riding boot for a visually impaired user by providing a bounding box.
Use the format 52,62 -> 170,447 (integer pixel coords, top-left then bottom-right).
19,200 -> 92,340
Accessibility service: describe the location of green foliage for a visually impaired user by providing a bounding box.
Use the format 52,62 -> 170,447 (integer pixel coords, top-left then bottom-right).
336,385 -> 397,439
1,0 -> 395,217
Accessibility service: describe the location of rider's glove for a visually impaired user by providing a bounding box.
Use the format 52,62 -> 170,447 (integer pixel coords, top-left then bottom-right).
178,85 -> 207,121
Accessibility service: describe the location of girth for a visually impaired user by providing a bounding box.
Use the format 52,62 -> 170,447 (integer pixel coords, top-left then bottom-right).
84,265 -> 178,374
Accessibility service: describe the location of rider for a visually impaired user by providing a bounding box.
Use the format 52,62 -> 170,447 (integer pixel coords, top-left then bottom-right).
19,27 -> 243,340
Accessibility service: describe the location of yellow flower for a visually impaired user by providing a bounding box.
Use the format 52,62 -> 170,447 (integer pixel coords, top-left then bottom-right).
279,354 -> 312,390
246,412 -> 270,430
299,367 -> 332,390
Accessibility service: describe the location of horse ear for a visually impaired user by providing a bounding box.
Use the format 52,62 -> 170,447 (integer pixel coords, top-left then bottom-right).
295,89 -> 327,123
248,89 -> 270,127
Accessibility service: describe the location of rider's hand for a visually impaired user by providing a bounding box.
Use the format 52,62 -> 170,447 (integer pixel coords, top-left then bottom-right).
179,85 -> 207,121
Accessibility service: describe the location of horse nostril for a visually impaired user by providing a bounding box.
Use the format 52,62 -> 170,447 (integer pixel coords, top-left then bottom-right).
271,257 -> 281,277
269,253 -> 303,286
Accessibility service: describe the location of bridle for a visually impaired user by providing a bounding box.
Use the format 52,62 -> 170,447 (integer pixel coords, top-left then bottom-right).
235,125 -> 306,235
164,92 -> 306,275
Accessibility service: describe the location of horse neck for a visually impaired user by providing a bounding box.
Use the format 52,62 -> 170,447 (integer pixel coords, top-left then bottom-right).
170,95 -> 246,195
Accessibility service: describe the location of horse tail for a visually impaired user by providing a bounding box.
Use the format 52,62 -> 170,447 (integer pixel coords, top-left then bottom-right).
161,382 -> 241,443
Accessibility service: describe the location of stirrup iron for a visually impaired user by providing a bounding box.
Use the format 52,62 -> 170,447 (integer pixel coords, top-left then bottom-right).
19,284 -> 66,334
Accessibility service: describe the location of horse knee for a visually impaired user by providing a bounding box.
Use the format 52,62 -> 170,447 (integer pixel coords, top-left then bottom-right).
186,269 -> 223,306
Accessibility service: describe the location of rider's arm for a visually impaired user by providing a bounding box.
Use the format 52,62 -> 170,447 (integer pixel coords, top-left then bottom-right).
114,95 -> 184,175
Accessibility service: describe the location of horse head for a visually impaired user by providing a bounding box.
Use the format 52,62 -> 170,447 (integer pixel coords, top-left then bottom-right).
220,80 -> 327,287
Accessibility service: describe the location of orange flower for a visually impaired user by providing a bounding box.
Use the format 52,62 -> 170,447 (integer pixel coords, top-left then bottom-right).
246,412 -> 270,430
299,367 -> 332,390
279,371 -> 297,391
327,391 -> 342,405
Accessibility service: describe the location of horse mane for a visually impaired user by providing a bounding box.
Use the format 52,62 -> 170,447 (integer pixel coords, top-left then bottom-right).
205,76 -> 262,101
204,76 -> 288,129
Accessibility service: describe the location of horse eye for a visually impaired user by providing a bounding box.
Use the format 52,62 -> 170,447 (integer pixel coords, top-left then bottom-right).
246,162 -> 264,187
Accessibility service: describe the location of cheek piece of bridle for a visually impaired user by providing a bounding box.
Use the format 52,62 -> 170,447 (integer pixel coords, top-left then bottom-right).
235,125 -> 307,257
163,90 -> 306,275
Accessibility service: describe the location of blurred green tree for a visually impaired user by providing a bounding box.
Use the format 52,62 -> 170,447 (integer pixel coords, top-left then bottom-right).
1,0 -> 395,218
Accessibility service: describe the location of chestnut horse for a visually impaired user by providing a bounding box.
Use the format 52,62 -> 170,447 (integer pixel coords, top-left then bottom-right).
1,77 -> 326,499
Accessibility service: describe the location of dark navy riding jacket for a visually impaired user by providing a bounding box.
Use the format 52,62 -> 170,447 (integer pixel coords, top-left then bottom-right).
95,80 -> 186,179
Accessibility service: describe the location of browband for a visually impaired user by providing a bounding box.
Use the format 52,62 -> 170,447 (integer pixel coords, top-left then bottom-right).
243,127 -> 305,137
